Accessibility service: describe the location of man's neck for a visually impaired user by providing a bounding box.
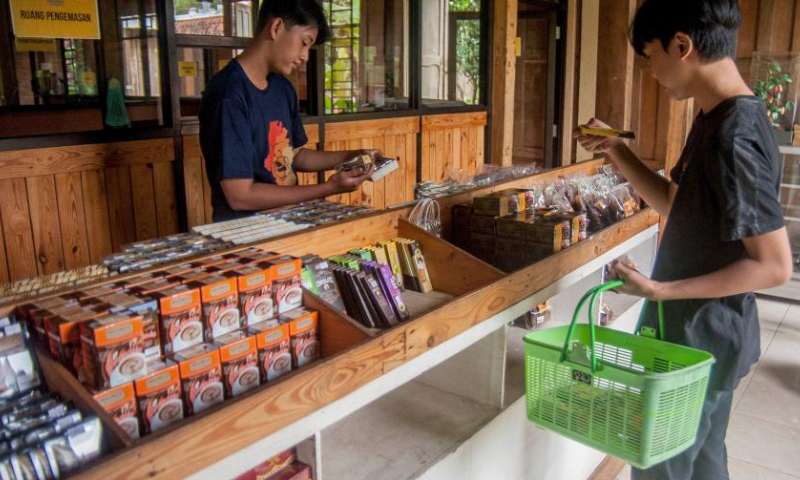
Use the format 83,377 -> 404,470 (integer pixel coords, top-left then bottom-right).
237,40 -> 272,90
690,57 -> 753,114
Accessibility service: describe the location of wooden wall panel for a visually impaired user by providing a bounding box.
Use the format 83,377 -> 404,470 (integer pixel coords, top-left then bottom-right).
324,117 -> 420,209
183,136 -> 208,229
130,165 -> 160,242
421,112 -> 487,184
81,170 -> 113,265
55,173 -> 92,270
26,176 -> 65,275
105,168 -> 137,252
152,163 -> 180,238
0,179 -> 38,281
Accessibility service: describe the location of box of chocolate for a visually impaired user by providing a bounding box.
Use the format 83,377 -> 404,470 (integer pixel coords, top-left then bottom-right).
259,256 -> 302,315
214,331 -> 259,398
45,304 -> 109,376
269,463 -> 312,480
527,216 -> 571,252
117,273 -> 163,291
451,203 -> 473,248
472,192 -> 514,217
190,275 -> 240,342
232,265 -> 273,327
133,361 -> 182,433
152,286 -> 203,355
468,233 -> 496,264
496,211 -> 536,239
80,312 -> 145,390
94,382 -> 139,439
75,283 -> 123,302
130,278 -> 180,296
250,323 -> 291,382
378,241 -> 404,290
303,257 -> 345,312
547,211 -> 589,244
469,214 -> 499,235
171,344 -> 223,415
279,308 -> 319,368
102,293 -> 161,360
160,264 -> 194,280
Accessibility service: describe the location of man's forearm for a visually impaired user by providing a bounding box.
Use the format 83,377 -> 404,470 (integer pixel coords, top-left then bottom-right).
655,257 -> 789,301
294,148 -> 359,172
607,144 -> 673,216
229,182 -> 338,211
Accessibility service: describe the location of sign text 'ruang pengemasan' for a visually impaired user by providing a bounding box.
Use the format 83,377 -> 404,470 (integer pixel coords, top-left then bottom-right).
10,0 -> 101,40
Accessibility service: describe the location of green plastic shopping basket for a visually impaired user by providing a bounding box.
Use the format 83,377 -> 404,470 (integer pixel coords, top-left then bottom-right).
523,280 -> 715,469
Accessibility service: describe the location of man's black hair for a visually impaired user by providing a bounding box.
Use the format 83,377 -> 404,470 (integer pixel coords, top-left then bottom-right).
256,0 -> 330,45
630,0 -> 741,61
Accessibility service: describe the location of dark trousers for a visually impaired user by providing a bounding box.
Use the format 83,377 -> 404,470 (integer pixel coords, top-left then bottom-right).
632,390 -> 734,480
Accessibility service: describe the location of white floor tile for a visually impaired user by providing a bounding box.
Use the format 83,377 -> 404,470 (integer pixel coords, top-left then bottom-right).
728,457 -> 800,480
616,464 -> 632,480
765,306 -> 800,362
731,367 -> 757,414
735,353 -> 800,428
726,413 -> 800,477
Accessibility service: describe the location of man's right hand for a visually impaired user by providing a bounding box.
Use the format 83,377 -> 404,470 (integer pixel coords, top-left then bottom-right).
327,166 -> 374,193
573,117 -> 624,154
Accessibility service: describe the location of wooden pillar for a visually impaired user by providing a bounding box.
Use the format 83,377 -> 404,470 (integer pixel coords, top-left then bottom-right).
595,0 -> 637,130
0,3 -> 19,106
560,0 -> 580,165
490,0 -> 518,166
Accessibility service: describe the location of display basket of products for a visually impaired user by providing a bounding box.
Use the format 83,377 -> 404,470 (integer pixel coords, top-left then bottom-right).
523,281 -> 715,469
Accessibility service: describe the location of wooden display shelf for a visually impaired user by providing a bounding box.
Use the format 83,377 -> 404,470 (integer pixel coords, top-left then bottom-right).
59,207 -> 657,480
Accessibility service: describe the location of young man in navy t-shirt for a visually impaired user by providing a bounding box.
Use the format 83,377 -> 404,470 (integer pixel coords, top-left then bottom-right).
199,0 -> 379,222
575,1 -> 792,479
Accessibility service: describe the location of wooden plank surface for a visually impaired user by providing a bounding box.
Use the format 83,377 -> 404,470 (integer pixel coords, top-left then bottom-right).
0,138 -> 174,181
80,170 -> 113,264
183,136 -> 207,228
304,123 -> 321,145
55,173 -> 92,270
0,178 -> 38,281
26,176 -> 65,275
152,162 -> 180,238
0,207 -> 9,284
303,290 -> 373,358
405,133 -> 416,202
324,117 -> 419,142
490,0 -> 518,166
422,112 -> 487,131
596,0 -> 636,130
104,167 -> 137,252
129,165 -> 160,242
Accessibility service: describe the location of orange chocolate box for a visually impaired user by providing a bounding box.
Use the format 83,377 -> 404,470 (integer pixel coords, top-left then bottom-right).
94,382 -> 140,439
171,344 -> 224,415
279,308 -> 319,369
215,331 -> 259,398
134,361 -> 183,434
250,322 -> 291,383
190,275 -> 240,342
152,286 -> 203,355
81,312 -> 146,390
259,256 -> 302,315
46,303 -> 109,375
233,265 -> 274,328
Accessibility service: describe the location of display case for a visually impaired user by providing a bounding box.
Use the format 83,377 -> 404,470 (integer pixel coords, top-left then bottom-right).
762,146 -> 800,300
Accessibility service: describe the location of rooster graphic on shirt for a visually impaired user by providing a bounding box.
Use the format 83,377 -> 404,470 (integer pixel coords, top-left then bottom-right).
264,120 -> 297,186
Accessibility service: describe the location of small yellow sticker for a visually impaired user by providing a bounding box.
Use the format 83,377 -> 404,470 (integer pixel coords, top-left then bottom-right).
179,61 -> 198,77
82,71 -> 96,86
515,37 -> 521,57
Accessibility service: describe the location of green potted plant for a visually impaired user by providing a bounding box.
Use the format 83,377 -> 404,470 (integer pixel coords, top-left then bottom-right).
753,61 -> 797,144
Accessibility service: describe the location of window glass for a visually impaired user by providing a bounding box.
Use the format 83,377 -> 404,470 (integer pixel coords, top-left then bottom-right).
174,0 -> 254,37
323,0 -> 409,114
286,63 -> 311,115
421,0 -> 483,107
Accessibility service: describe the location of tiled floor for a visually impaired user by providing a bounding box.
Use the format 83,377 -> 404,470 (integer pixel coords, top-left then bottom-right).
616,297 -> 800,480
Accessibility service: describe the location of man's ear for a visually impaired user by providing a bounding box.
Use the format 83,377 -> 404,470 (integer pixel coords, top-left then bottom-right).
674,32 -> 693,59
265,17 -> 284,41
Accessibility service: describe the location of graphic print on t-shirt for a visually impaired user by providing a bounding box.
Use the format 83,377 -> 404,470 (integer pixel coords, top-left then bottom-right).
265,120 -> 297,186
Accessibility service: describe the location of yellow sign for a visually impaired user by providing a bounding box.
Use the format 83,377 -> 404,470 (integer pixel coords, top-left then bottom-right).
179,61 -> 199,77
10,0 -> 100,39
15,37 -> 56,52
515,37 -> 521,57
82,71 -> 96,87
218,59 -> 229,72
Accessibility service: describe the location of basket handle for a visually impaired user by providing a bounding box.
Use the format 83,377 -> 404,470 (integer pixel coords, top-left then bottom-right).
558,280 -> 665,373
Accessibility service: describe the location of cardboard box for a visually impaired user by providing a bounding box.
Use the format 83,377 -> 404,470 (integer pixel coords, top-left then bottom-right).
232,265 -> 274,328
260,256 -> 302,315
191,275 -> 240,342
152,286 -> 203,355
171,344 -> 223,415
102,293 -> 161,360
270,463 -> 312,480
94,382 -> 139,439
45,303 -> 109,376
215,331 -> 259,398
80,312 -> 145,390
134,361 -> 182,433
279,308 -> 319,368
249,323 -> 291,382
232,449 -> 296,480
469,214 -> 499,235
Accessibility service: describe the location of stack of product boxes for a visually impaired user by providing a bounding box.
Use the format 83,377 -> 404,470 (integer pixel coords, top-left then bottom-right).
16,248 -> 321,440
300,238 -> 430,330
455,189 -> 588,272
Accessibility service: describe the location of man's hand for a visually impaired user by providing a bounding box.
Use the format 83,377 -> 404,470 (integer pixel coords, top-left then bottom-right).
573,118 -> 623,154
326,166 -> 374,193
609,260 -> 662,301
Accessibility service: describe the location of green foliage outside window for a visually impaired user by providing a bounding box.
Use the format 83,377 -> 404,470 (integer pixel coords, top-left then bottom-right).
449,0 -> 480,105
